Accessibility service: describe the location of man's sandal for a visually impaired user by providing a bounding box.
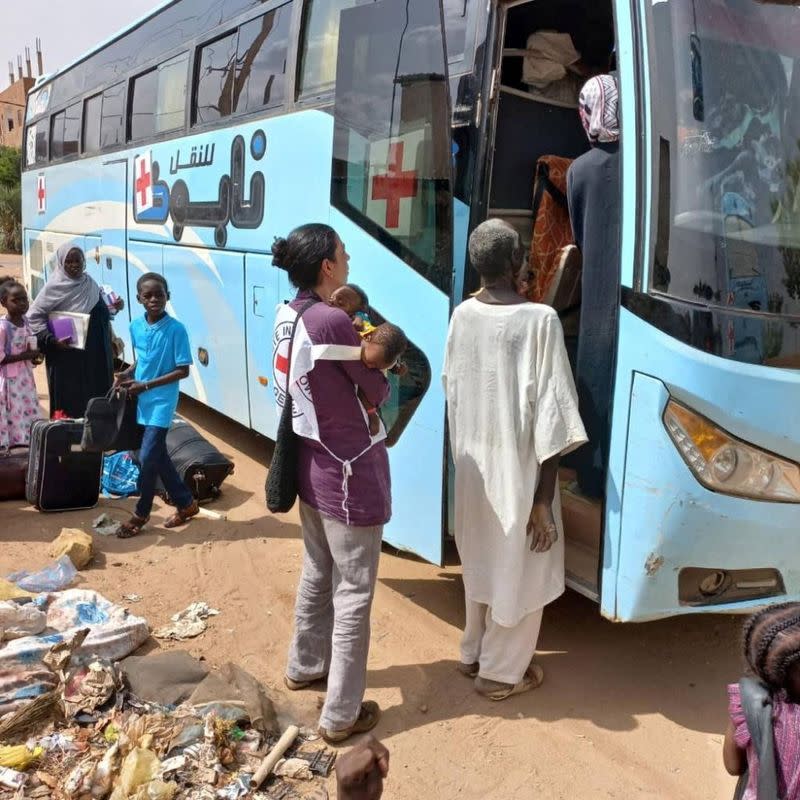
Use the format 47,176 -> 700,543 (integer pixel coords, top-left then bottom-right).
457,661 -> 479,678
117,515 -> 149,539
284,674 -> 327,691
164,500 -> 200,529
318,701 -> 381,745
474,662 -> 545,701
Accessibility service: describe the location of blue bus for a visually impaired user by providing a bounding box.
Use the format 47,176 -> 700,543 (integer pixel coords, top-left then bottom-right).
21,0 -> 800,621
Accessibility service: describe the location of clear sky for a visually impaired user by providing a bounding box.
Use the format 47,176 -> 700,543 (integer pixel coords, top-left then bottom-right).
0,0 -> 162,87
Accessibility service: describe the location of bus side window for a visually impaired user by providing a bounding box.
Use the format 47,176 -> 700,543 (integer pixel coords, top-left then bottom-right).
50,111 -> 65,161
100,83 -> 125,149
233,3 -> 292,114
297,0 -> 366,99
83,94 -> 102,154
24,110 -> 51,164
50,103 -> 80,161
129,52 -> 189,141
63,102 -> 80,157
194,31 -> 238,125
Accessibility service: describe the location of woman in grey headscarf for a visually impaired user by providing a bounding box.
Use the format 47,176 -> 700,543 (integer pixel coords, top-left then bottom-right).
28,243 -> 123,418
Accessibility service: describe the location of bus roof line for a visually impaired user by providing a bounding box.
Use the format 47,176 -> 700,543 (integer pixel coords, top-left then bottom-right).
27,0 -> 176,96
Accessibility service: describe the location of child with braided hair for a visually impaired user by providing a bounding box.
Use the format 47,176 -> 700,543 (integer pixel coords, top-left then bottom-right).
724,601 -> 800,798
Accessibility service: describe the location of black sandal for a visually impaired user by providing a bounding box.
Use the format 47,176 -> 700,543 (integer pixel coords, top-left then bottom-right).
117,514 -> 149,538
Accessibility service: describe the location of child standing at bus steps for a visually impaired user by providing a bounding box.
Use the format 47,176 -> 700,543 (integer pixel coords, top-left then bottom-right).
724,602 -> 800,799
115,272 -> 198,537
0,281 -> 43,449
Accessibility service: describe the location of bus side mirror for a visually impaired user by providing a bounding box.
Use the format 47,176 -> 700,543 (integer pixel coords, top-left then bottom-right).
690,34 -> 704,122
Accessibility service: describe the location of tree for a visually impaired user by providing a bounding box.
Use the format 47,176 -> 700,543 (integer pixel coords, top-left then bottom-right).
0,146 -> 21,253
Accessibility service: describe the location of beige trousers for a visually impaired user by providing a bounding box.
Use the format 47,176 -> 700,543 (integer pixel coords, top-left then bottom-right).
460,600 -> 544,684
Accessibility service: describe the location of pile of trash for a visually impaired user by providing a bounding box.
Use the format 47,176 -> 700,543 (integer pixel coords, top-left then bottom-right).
0,563 -> 335,799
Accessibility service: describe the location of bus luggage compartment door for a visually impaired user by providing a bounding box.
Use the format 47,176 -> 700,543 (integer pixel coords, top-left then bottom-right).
162,246 -> 250,427
246,254 -> 281,438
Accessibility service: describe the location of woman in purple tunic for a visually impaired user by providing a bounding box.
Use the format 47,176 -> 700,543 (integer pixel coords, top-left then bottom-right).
273,223 -> 391,744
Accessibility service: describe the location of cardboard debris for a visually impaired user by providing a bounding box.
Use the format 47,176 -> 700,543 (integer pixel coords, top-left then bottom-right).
49,528 -> 94,569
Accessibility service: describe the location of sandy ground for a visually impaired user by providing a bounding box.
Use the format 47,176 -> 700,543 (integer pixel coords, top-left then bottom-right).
0,253 -> 743,799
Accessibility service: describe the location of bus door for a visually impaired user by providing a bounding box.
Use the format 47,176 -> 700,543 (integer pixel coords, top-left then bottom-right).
330,0 -> 453,564
606,0 -> 800,621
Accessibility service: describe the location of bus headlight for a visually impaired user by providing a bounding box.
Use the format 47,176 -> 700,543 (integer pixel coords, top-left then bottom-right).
663,400 -> 800,503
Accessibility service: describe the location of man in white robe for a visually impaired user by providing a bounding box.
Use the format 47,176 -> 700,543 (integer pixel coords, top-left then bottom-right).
443,219 -> 587,700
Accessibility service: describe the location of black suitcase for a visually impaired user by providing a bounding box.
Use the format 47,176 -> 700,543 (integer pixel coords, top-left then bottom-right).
149,419 -> 234,503
27,419 -> 103,512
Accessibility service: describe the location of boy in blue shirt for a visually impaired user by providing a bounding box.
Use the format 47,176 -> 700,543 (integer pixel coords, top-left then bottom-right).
116,273 -> 198,537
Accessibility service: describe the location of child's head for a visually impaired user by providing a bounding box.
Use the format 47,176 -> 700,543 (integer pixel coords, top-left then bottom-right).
361,323 -> 408,371
330,284 -> 369,317
136,272 -> 169,315
743,602 -> 800,696
0,280 -> 29,316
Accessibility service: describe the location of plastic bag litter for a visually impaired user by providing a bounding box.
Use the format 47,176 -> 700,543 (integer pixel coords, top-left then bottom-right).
0,601 -> 47,641
0,744 -> 43,771
89,742 -> 119,800
7,555 -> 78,593
0,578 -> 35,602
108,742 -> 161,800
0,765 -> 25,790
153,603 -> 219,641
93,513 -> 122,538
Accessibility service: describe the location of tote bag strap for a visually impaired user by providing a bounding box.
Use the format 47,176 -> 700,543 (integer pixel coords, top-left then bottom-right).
284,297 -> 320,404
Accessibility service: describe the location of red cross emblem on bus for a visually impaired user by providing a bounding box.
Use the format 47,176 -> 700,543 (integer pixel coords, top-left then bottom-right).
134,152 -> 154,211
371,141 -> 418,230
36,174 -> 46,214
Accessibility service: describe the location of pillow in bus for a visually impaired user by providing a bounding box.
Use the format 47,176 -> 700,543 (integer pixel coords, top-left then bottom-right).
528,155 -> 574,306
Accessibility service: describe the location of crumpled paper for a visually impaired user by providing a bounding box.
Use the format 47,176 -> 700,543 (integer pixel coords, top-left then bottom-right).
153,603 -> 219,641
63,660 -> 121,718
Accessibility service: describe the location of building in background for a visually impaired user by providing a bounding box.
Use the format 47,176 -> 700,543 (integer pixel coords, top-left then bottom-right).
0,42 -> 43,149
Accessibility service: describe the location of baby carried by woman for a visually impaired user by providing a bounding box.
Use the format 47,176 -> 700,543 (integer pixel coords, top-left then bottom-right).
329,284 -> 408,436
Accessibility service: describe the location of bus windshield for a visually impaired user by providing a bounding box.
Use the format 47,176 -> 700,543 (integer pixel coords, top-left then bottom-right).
649,0 -> 800,322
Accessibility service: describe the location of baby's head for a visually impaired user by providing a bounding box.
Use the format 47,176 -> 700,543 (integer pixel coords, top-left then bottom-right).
361,323 -> 408,371
330,284 -> 368,317
743,602 -> 800,698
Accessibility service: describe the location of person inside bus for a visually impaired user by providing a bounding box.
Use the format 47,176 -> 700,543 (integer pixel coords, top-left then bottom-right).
443,219 -> 587,701
274,223 -> 390,744
566,74 -> 621,498
27,243 -> 123,419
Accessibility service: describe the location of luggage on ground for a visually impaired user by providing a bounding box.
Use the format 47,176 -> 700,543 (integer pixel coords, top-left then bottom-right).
0,446 -> 29,501
82,388 -> 143,453
146,419 -> 233,503
27,419 -> 102,511
101,451 -> 140,497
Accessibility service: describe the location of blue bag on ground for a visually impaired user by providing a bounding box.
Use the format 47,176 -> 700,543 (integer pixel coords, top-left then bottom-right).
101,452 -> 140,497
7,555 -> 78,593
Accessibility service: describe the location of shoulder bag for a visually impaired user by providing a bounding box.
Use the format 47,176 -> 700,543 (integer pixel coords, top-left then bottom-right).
265,298 -> 318,513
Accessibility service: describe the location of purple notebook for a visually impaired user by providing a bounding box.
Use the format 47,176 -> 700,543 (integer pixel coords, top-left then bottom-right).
48,316 -> 76,344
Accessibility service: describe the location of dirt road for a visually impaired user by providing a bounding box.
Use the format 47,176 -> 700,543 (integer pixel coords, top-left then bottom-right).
1,252 -> 741,798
